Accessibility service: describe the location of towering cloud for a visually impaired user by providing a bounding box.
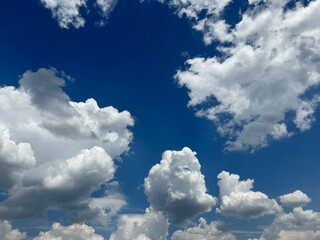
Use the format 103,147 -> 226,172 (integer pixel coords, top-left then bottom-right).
144,147 -> 216,224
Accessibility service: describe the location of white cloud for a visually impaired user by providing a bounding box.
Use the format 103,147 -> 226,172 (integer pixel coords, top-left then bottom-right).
216,171 -> 282,219
279,190 -> 311,208
0,125 -> 35,189
158,0 -> 232,19
109,208 -> 169,240
0,68 -> 133,223
96,0 -> 118,25
33,222 -> 104,240
40,0 -> 119,28
277,230 -> 320,240
171,217 -> 236,240
40,0 -> 88,28
144,147 -> 217,224
0,147 -> 121,222
0,220 -> 26,240
260,207 -> 320,240
175,0 -> 320,151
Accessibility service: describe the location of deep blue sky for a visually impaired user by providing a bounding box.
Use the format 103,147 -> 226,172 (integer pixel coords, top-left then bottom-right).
1,0 -> 320,239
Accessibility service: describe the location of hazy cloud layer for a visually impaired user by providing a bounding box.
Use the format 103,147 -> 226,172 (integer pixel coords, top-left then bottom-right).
174,0 -> 320,151
216,171 -> 282,219
144,147 -> 217,224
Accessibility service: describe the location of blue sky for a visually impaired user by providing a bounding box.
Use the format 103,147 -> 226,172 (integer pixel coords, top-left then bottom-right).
0,0 -> 320,239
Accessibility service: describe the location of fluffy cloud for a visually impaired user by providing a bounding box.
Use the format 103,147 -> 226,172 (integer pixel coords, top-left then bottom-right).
144,147 -> 217,224
33,222 -> 104,240
216,171 -> 282,219
175,0 -> 320,151
0,125 -> 35,189
0,68 -> 133,223
279,190 -> 311,208
0,147 -> 118,221
171,217 -> 236,240
109,208 -> 169,240
260,207 -> 320,240
0,220 -> 26,240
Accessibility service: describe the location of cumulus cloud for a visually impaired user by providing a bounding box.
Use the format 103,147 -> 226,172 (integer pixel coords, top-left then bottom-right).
144,147 -> 217,224
109,208 -> 169,240
260,207 -> 320,240
33,222 -> 104,240
171,217 -> 236,240
175,0 -> 320,151
0,147 -> 118,221
0,220 -> 26,240
216,171 -> 282,219
0,125 -> 35,189
279,190 -> 311,208
0,68 -> 133,223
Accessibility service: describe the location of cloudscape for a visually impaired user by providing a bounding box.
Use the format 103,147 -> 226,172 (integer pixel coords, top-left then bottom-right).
0,0 -> 320,239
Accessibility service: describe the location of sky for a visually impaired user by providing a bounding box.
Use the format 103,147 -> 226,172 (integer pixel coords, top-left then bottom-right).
0,0 -> 320,239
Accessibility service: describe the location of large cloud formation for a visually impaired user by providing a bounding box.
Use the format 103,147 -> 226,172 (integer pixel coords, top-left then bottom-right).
216,171 -> 282,219
40,0 -> 118,28
144,147 -> 217,224
171,0 -> 320,151
0,68 -> 133,223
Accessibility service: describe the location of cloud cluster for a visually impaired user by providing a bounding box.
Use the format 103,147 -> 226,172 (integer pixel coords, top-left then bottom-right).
173,0 -> 320,151
260,207 -> 320,240
0,68 -> 133,223
34,222 -> 104,240
144,147 -> 217,224
0,220 -> 26,240
216,171 -> 282,219
110,208 -> 169,240
171,217 -> 236,240
40,0 -> 118,28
